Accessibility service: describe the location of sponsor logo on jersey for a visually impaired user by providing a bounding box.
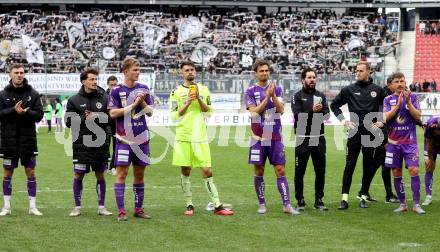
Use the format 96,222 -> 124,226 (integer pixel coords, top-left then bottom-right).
390,99 -> 397,106
74,164 -> 87,171
120,92 -> 127,107
254,92 -> 261,105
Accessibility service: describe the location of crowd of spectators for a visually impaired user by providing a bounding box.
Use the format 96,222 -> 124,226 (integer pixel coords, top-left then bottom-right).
0,8 -> 394,74
410,79 -> 437,93
419,20 -> 440,36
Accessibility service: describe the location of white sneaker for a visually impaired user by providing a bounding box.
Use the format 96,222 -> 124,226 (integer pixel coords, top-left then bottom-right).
393,204 -> 408,213
257,204 -> 267,214
422,195 -> 432,206
69,207 -> 81,217
0,208 -> 11,216
29,208 -> 43,216
412,204 -> 426,214
283,205 -> 300,215
206,202 -> 233,211
206,202 -> 215,211
98,207 -> 112,216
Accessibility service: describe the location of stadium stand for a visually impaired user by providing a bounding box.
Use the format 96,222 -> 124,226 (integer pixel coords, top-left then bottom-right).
0,8 -> 393,75
414,22 -> 440,91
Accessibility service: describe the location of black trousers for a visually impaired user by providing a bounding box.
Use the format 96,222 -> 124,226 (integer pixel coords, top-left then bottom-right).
341,131 -> 375,195
359,141 -> 393,196
47,120 -> 51,132
295,137 -> 326,201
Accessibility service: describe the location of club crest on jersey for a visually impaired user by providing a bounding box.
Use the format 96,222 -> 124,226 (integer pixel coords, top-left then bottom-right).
172,101 -> 178,111
371,91 -> 377,98
396,115 -> 405,124
96,102 -> 102,109
27,96 -> 31,101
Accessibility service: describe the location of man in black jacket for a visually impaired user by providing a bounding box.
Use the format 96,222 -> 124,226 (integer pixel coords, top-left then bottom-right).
65,68 -> 112,217
291,68 -> 330,211
0,64 -> 44,216
331,62 -> 387,210
106,75 -> 118,176
355,76 -> 398,203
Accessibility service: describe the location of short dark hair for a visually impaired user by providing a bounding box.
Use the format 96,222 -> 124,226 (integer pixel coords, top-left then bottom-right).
253,59 -> 270,72
180,61 -> 195,69
389,72 -> 405,82
301,68 -> 317,80
107,75 -> 118,84
10,63 -> 25,71
386,76 -> 393,85
80,68 -> 98,82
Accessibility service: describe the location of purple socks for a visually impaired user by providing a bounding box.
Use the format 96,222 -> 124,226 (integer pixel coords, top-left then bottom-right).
73,178 -> 83,207
277,176 -> 291,207
114,183 -> 125,211
254,176 -> 265,205
133,183 -> 144,209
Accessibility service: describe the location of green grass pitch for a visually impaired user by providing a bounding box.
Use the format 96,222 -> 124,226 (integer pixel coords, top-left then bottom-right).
1,126 -> 439,251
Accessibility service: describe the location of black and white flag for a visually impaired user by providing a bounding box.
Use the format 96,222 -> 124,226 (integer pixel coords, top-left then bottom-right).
347,35 -> 365,52
65,22 -> 87,49
143,24 -> 168,55
177,18 -> 204,43
21,35 -> 44,64
190,42 -> 218,66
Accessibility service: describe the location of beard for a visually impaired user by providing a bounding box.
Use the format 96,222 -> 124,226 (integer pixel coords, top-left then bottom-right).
305,83 -> 315,91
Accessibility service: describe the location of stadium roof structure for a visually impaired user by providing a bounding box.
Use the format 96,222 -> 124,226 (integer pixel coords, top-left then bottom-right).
1,0 -> 440,8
